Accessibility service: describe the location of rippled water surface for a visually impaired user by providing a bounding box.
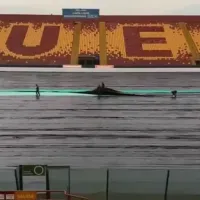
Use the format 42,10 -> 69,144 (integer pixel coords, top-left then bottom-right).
0,72 -> 200,168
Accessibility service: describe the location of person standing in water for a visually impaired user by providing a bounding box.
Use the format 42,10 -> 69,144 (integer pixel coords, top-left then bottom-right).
171,90 -> 177,98
36,84 -> 40,97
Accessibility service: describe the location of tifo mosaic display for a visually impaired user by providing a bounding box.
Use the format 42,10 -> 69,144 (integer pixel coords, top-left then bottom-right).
0,15 -> 200,66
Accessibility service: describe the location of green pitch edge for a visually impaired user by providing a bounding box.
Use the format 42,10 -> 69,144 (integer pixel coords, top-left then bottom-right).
0,89 -> 198,96
0,88 -> 200,93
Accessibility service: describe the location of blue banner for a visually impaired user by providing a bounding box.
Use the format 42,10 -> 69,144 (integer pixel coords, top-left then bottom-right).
62,9 -> 99,19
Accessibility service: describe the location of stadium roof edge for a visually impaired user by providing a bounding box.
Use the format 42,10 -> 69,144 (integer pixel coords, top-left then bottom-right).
0,14 -> 200,23
1,14 -> 200,17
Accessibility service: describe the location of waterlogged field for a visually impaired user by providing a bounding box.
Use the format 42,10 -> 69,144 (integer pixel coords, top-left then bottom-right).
0,72 -> 199,168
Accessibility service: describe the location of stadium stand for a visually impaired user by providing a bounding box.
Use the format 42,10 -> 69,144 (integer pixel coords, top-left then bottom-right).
0,14 -> 200,67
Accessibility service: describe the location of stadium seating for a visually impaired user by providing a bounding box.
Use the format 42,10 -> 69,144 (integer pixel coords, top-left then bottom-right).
0,14 -> 199,66
79,22 -> 99,56
0,15 -> 74,65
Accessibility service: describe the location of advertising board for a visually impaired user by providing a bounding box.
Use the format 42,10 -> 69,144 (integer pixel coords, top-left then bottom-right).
15,192 -> 36,200
62,9 -> 99,19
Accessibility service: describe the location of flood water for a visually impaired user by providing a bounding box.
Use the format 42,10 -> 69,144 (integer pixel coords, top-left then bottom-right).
0,72 -> 200,169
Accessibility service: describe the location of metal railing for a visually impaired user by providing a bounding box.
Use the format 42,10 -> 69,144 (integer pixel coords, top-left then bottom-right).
1,167 -> 200,200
